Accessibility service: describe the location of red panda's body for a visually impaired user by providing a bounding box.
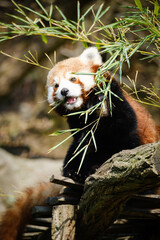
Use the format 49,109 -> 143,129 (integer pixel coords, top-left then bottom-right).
0,47 -> 159,239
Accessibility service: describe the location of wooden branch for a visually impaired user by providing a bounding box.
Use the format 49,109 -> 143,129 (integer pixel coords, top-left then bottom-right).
77,141 -> 160,240
50,176 -> 84,191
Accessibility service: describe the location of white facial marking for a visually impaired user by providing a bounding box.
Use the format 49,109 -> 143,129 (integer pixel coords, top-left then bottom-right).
56,79 -> 82,100
65,72 -> 73,79
79,73 -> 95,91
47,86 -> 54,104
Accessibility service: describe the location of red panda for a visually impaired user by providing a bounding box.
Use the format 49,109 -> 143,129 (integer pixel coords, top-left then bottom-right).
0,47 -> 159,240
47,47 -> 159,182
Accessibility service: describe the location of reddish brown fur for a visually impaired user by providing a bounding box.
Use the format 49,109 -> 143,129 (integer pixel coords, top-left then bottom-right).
0,182 -> 62,240
156,125 -> 160,138
48,57 -> 93,86
91,64 -> 100,73
124,93 -> 159,144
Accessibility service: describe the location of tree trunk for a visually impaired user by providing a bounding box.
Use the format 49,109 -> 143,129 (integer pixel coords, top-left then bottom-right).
77,141 -> 160,240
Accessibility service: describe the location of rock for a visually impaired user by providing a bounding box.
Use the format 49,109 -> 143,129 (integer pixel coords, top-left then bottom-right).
0,148 -> 63,213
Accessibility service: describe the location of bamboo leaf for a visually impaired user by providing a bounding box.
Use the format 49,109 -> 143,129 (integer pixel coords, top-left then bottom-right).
77,146 -> 88,173
94,3 -> 106,22
41,34 -> 47,43
154,1 -> 159,16
85,110 -> 89,123
48,100 -> 63,113
74,131 -> 90,154
49,4 -> 53,18
50,128 -> 79,136
79,5 -> 94,22
95,40 -> 101,49
11,0 -> 26,17
64,145 -> 87,169
6,13 -> 29,25
91,130 -> 97,152
45,53 -> 54,67
48,131 -> 78,153
82,41 -> 88,48
77,1 -> 80,22
19,4 -> 49,21
35,0 -> 48,16
94,5 -> 101,22
55,6 -> 67,20
97,6 -> 110,21
129,35 -> 150,58
134,0 -> 143,12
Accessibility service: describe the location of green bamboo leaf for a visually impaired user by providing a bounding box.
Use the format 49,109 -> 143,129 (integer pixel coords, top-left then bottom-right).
81,16 -> 85,32
118,28 -> 123,41
74,131 -> 90,154
0,38 -> 9,42
48,100 -> 63,113
49,4 -> 53,18
6,13 -> 29,24
89,102 -> 102,115
100,21 -> 124,29
109,88 -> 112,115
71,72 -> 96,75
55,6 -> 67,20
134,0 -> 143,12
95,40 -> 101,50
79,5 -> 94,22
48,131 -> 78,153
65,110 -> 84,117
19,4 -> 49,21
50,128 -> 79,136
94,4 -> 109,23
119,60 -> 122,83
141,53 -> 160,60
94,3 -> 104,22
41,34 -> 47,43
154,0 -> 159,16
77,1 -> 80,22
91,130 -> 97,152
129,35 -> 151,58
35,0 -> 48,16
82,41 -> 88,48
123,47 -> 131,68
77,146 -> 88,173
97,6 -> 110,21
0,32 -> 11,35
11,0 -> 26,17
64,145 -> 87,168
85,110 -> 89,124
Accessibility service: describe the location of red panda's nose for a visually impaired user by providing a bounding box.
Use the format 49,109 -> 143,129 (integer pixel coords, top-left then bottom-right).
61,88 -> 69,96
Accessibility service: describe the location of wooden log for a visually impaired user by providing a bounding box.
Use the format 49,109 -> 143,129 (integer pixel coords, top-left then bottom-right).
51,205 -> 77,240
77,141 -> 160,240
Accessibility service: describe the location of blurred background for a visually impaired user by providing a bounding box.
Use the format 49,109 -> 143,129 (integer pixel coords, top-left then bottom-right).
0,0 -> 160,211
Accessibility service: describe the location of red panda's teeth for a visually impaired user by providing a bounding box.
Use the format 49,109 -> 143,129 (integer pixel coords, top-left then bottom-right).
66,97 -> 77,105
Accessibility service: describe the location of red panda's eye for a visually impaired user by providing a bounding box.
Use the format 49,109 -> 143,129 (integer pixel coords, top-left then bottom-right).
70,77 -> 76,82
55,84 -> 59,88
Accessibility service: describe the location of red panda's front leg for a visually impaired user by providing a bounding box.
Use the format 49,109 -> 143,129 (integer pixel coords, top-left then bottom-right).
63,137 -> 90,183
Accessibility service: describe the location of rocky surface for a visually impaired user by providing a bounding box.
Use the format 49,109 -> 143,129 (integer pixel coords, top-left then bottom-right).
0,148 -> 63,213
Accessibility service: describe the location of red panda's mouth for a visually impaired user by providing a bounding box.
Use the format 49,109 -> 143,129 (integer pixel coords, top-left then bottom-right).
66,97 -> 77,105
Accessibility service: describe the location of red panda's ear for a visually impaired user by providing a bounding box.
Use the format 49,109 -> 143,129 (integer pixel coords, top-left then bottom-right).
79,47 -> 102,66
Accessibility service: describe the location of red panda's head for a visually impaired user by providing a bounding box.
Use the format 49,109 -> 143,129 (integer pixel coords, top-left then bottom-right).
47,47 -> 102,111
